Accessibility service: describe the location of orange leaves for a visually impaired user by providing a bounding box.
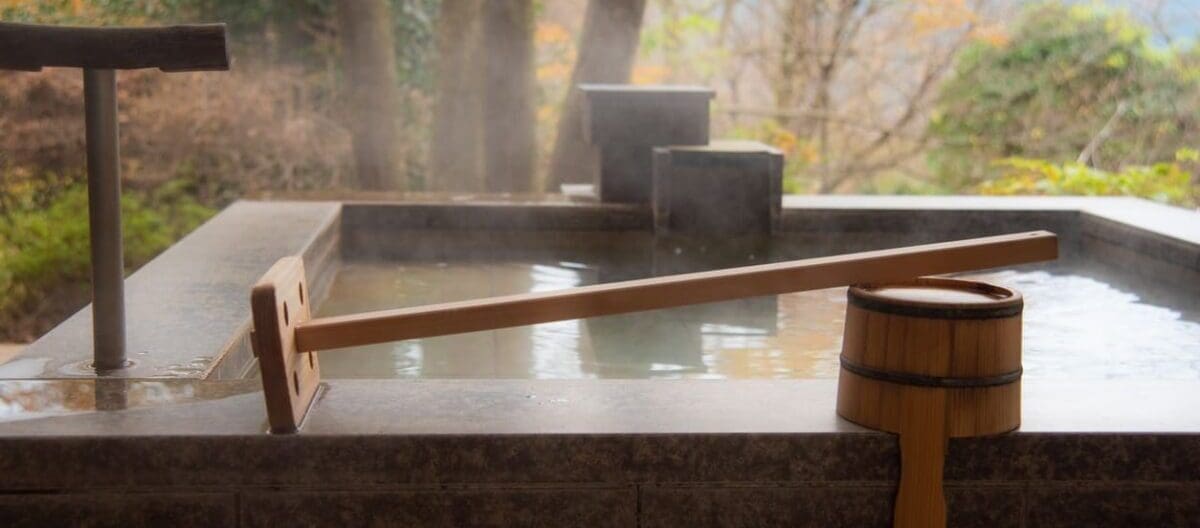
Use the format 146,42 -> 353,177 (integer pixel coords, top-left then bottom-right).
630,65 -> 669,85
908,0 -> 1008,48
536,62 -> 571,82
972,24 -> 1010,48
534,22 -> 575,82
910,0 -> 976,35
534,22 -> 571,46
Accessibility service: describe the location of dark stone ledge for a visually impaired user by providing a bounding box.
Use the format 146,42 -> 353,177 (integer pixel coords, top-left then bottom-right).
0,379 -> 1197,490
0,492 -> 236,528
1,433 -> 1197,492
240,487 -> 636,528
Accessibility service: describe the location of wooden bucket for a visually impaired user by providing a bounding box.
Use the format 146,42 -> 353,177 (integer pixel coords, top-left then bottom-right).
836,277 -> 1022,528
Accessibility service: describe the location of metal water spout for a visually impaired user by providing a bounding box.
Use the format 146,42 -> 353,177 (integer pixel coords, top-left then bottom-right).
0,22 -> 229,372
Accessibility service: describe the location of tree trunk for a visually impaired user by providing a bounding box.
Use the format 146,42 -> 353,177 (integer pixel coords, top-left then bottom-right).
545,0 -> 647,192
772,0 -> 809,130
431,0 -> 484,192
336,0 -> 402,190
481,0 -> 536,193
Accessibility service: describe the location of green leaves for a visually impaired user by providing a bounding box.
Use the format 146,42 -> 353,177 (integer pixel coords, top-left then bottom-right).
0,174 -> 215,340
928,2 -> 1198,190
979,155 -> 1196,206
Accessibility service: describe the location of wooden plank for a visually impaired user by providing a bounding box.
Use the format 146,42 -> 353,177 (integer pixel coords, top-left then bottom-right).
0,22 -> 229,72
295,230 -> 1057,352
249,257 -> 320,433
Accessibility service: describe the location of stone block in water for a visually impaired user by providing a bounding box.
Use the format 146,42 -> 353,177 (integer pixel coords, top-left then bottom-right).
652,140 -> 784,235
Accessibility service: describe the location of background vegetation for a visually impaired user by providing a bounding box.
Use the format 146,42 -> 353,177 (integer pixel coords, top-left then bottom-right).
1,0 -> 1198,340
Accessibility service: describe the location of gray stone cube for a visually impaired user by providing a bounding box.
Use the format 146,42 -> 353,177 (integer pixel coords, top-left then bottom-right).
653,140 -> 784,235
580,84 -> 713,146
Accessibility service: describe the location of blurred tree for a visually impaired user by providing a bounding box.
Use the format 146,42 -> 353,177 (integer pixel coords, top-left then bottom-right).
928,3 -> 1200,189
545,0 -> 647,192
1,0 -> 438,193
684,0 -> 988,193
481,0 -> 536,192
431,0 -> 484,192
336,0 -> 403,190
0,0 -> 442,339
638,1 -> 722,84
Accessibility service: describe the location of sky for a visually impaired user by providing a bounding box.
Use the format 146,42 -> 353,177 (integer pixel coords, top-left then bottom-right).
1094,0 -> 1199,45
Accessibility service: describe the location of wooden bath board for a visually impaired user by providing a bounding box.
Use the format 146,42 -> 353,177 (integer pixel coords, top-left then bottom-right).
250,230 -> 1057,526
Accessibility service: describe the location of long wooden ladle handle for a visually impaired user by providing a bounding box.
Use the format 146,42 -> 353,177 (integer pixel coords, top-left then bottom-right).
294,231 -> 1058,352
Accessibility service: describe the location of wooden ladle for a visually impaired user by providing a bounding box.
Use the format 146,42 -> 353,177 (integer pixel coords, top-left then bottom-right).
250,230 -> 1055,435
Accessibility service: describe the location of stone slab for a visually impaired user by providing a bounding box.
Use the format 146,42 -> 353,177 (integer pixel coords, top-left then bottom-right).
341,201 -> 650,231
653,140 -> 783,234
781,194 -> 1199,248
1025,485 -> 1200,527
639,485 -> 1023,528
6,201 -> 341,380
240,488 -> 637,528
3,379 -> 1199,437
0,492 -> 236,527
0,379 -> 1198,491
580,84 -> 713,146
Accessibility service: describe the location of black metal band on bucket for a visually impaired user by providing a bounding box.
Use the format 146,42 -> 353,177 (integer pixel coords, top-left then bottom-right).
847,292 -> 1023,320
839,355 -> 1022,388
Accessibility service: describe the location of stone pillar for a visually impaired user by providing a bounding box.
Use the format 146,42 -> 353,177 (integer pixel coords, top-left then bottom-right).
580,84 -> 713,203
652,140 -> 784,235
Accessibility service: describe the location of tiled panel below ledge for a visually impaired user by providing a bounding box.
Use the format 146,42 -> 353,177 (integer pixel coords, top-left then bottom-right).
0,492 -> 237,528
1,485 -> 1195,527
240,487 -> 637,528
1024,485 -> 1200,527
639,484 -> 1023,528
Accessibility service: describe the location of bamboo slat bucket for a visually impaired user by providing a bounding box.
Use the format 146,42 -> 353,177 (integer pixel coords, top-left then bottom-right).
836,277 -> 1023,528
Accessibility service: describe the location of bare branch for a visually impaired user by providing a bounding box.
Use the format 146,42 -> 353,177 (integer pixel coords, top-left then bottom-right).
1077,100 -> 1128,167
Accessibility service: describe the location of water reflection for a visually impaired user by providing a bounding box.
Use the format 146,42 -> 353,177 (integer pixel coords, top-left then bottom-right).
971,270 -> 1200,380
0,380 -> 208,422
527,264 -> 586,379
317,252 -> 844,379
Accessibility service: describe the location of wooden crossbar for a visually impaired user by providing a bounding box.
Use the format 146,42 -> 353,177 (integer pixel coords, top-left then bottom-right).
251,230 -> 1058,433
0,22 -> 229,72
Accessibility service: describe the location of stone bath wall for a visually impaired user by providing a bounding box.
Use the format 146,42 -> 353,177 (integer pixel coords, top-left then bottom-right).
1,379 -> 1198,527
3,196 -> 1198,526
1,433 -> 1197,527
